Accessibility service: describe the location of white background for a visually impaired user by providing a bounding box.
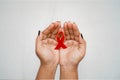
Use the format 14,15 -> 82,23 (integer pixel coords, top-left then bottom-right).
0,0 -> 120,80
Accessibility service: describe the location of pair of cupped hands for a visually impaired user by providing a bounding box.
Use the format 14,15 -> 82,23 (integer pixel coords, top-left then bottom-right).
35,21 -> 86,72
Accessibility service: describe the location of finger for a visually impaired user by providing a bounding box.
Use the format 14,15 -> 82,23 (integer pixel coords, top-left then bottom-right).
57,27 -> 63,39
68,22 -> 75,40
79,34 -> 86,47
51,34 -> 56,39
52,23 -> 60,35
47,33 -> 52,38
36,31 -> 43,45
42,22 -> 57,39
64,40 -> 73,46
47,22 -> 57,38
42,34 -> 47,40
47,38 -> 57,46
42,23 -> 54,35
78,34 -> 86,57
63,22 -> 70,40
47,21 -> 59,38
37,30 -> 43,41
73,23 -> 80,42
51,22 -> 61,39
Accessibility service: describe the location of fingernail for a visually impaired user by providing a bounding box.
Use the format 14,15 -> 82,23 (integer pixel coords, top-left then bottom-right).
56,21 -> 61,23
64,21 -> 67,24
68,21 -> 71,23
81,33 -> 84,39
73,22 -> 75,24
38,30 -> 40,36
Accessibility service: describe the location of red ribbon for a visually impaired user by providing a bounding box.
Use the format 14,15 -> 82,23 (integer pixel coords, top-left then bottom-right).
55,32 -> 67,50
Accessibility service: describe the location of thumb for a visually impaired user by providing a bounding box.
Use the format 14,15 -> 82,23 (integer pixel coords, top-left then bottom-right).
79,33 -> 86,49
36,30 -> 43,46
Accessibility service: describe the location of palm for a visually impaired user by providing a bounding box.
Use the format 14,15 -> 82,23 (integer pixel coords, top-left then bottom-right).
59,22 -> 86,66
60,40 -> 85,65
36,22 -> 61,65
37,38 -> 59,64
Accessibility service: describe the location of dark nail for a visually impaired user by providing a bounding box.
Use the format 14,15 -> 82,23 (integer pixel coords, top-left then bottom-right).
81,33 -> 84,39
38,30 -> 40,36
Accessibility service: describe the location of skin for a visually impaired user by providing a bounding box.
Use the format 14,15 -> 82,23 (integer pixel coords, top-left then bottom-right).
60,22 -> 86,79
35,21 -> 86,80
35,21 -> 61,80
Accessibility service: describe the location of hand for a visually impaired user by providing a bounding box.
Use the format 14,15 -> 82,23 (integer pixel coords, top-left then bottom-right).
60,22 -> 86,79
35,21 -> 61,79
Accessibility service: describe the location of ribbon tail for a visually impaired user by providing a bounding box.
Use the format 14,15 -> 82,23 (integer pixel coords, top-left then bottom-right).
55,44 -> 61,50
55,46 -> 59,49
61,44 -> 67,49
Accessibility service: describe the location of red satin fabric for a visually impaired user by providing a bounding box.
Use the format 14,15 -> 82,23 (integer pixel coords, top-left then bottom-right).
55,32 -> 67,50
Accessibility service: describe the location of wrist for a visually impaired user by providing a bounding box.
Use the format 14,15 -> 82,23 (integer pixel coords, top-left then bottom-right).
40,62 -> 58,71
36,63 -> 58,79
40,56 -> 59,67
60,65 -> 78,79
60,62 -> 78,70
60,64 -> 78,72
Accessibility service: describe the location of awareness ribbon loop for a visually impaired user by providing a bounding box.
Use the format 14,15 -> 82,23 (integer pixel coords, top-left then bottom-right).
55,32 -> 67,50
